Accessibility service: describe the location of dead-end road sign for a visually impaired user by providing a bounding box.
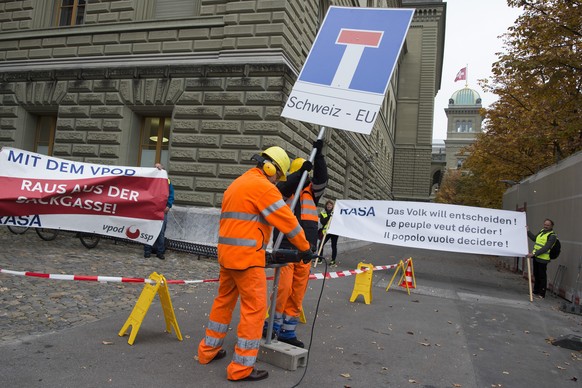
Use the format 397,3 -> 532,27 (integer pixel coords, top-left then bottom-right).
281,7 -> 414,135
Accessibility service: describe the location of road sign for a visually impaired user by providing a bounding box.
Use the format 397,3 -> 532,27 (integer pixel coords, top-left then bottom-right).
281,6 -> 414,135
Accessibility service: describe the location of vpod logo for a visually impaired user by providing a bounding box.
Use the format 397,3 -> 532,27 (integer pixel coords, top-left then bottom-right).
102,224 -> 140,239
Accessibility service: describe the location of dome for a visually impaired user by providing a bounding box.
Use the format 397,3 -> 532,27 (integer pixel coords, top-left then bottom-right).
449,87 -> 482,106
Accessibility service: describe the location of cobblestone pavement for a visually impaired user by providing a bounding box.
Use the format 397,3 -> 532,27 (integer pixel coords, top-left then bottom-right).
0,227 -> 220,345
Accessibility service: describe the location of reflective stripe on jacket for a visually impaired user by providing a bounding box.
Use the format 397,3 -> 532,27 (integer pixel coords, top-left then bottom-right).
533,230 -> 554,261
298,188 -> 318,223
282,186 -> 318,247
217,168 -> 310,270
286,187 -> 319,223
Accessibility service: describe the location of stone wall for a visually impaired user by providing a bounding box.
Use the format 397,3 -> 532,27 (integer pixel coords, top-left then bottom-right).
392,3 -> 445,202
0,0 -> 444,218
0,0 -> 34,32
0,0 -> 396,209
501,151 -> 582,302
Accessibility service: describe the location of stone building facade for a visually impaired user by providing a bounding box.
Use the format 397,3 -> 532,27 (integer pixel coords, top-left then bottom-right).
391,0 -> 446,201
444,85 -> 483,170
0,0 -> 445,211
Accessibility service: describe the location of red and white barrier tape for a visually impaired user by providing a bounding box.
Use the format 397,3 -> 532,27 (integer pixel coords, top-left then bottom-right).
0,263 -> 398,285
307,264 -> 398,280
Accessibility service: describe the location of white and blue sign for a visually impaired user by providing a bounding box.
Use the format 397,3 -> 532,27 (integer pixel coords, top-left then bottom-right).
281,7 -> 414,135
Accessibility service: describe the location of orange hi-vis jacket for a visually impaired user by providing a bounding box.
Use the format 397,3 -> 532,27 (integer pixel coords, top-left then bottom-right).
291,186 -> 319,223
217,168 -> 310,270
282,186 -> 319,247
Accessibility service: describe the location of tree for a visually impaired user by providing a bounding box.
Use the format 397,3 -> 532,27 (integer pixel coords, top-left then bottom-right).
435,168 -> 505,208
450,0 -> 582,208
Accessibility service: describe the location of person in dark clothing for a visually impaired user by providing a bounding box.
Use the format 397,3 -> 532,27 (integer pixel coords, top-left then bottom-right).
266,139 -> 328,348
144,163 -> 174,260
527,218 -> 557,298
318,199 -> 338,266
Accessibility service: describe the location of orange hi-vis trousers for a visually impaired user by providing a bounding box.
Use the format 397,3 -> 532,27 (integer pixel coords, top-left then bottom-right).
275,261 -> 311,318
198,266 -> 267,381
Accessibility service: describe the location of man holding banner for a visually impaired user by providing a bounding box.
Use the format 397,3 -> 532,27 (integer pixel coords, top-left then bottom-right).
143,163 -> 174,260
527,219 -> 557,299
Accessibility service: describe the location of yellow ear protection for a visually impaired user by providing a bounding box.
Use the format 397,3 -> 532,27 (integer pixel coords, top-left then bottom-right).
251,154 -> 277,177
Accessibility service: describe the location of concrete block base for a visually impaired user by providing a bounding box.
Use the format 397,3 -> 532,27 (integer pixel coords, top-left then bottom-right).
258,339 -> 308,371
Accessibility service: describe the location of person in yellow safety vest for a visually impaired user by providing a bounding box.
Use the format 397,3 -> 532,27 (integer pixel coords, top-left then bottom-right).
319,199 -> 338,265
197,146 -> 316,382
526,218 -> 557,299
264,139 -> 328,348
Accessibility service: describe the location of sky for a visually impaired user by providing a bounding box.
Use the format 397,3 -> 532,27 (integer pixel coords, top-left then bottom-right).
432,0 -> 523,142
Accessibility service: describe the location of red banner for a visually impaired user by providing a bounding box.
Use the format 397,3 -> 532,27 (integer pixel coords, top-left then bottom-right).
0,147 -> 168,244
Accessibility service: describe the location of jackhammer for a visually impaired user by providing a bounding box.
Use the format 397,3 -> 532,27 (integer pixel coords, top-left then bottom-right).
266,249 -> 322,265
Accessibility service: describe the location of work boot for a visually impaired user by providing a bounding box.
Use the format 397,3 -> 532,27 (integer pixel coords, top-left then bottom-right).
278,316 -> 304,348
209,349 -> 226,362
278,336 -> 304,348
238,369 -> 269,381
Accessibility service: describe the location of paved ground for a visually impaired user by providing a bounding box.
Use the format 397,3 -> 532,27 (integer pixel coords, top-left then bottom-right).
0,227 -> 219,345
1,227 -> 581,387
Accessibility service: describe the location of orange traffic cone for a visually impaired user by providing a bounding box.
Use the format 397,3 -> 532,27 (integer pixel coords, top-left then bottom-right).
399,259 -> 416,290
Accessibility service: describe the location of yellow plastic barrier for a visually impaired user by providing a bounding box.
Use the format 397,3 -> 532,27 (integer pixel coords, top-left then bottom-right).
118,272 -> 182,345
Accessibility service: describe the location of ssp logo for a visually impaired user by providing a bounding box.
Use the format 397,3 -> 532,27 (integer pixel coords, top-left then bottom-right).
125,225 -> 140,239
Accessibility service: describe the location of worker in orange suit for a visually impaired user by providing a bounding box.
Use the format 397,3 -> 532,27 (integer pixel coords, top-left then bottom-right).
264,139 -> 327,348
197,146 -> 316,382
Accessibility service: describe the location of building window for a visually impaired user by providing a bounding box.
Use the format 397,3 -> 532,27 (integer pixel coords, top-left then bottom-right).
139,117 -> 170,167
57,0 -> 86,27
457,120 -> 473,133
34,116 -> 57,156
155,0 -> 200,19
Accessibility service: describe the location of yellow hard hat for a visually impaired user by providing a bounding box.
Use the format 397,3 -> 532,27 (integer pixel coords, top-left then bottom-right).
261,146 -> 290,181
289,157 -> 306,175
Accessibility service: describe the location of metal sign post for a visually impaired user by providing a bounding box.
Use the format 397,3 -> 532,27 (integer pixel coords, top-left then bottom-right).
264,126 -> 326,345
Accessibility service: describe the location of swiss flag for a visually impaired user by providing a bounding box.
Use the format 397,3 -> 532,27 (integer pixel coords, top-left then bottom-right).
454,67 -> 467,82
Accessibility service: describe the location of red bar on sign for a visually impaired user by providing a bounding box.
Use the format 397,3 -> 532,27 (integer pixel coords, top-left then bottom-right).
337,29 -> 383,47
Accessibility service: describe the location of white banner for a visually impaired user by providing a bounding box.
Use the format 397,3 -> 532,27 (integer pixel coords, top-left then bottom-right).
327,200 -> 529,257
0,147 -> 169,245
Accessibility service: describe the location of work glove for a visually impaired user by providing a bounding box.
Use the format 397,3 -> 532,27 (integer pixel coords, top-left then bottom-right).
300,160 -> 313,173
313,139 -> 324,157
299,249 -> 317,264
